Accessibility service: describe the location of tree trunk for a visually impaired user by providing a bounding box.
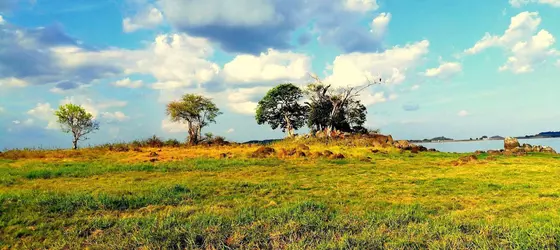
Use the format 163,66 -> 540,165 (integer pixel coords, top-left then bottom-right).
72,139 -> 78,150
284,115 -> 294,138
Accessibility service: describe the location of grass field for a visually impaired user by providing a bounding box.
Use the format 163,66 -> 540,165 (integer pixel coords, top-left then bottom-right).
1,141 -> 560,249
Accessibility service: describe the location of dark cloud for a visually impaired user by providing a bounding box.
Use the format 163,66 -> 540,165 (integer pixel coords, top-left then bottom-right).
0,22 -> 124,86
403,104 -> 420,111
159,0 -> 384,54
54,81 -> 78,90
298,32 -> 312,46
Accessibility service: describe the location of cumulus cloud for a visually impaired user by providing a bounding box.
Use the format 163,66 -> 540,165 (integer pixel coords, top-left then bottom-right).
0,15 -> 5,24
458,110 -> 469,117
161,119 -> 188,133
0,106 -> 4,113
411,84 -> 420,90
123,6 -> 164,33
226,128 -> 235,133
324,40 -> 430,87
227,86 -> 270,114
27,103 -> 58,130
370,12 -> 391,39
223,49 -> 311,84
358,92 -> 387,106
113,78 -> 143,88
464,12 -> 558,73
424,62 -> 462,78
510,0 -> 560,7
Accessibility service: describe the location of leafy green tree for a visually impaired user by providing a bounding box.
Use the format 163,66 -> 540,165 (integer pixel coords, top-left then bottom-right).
256,83 -> 307,137
54,104 -> 99,150
166,94 -> 221,145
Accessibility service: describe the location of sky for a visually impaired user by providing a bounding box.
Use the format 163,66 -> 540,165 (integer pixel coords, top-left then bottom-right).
0,0 -> 560,149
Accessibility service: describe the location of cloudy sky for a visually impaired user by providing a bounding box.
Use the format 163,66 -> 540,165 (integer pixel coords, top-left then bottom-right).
1,0 -> 559,149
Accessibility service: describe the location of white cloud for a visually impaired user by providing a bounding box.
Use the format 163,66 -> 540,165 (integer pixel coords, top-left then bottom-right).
424,62 -> 462,78
0,106 -> 4,113
223,49 -> 311,84
458,110 -> 469,117
226,128 -> 235,133
359,92 -> 387,106
12,120 -> 20,125
510,0 -> 560,7
325,40 -> 430,87
411,85 -> 420,90
556,59 -> 560,67
226,86 -> 270,114
464,12 -> 558,73
113,78 -> 143,88
370,12 -> 391,39
101,111 -> 129,122
0,77 -> 29,87
123,6 -> 164,33
161,119 -> 188,133
13,119 -> 35,126
344,0 -> 379,12
0,15 -> 5,25
60,96 -> 127,119
27,103 -> 58,130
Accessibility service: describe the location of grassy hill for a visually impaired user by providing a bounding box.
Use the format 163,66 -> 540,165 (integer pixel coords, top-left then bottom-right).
1,140 -> 560,248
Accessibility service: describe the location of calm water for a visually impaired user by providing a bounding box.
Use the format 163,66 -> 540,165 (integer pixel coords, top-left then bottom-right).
417,138 -> 560,153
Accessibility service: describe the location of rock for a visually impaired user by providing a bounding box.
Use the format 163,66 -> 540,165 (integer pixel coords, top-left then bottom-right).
429,148 -> 437,152
297,151 -> 306,157
371,149 -> 380,153
522,144 -> 533,152
511,147 -> 524,153
459,154 -> 478,163
542,146 -> 557,154
474,150 -> 485,155
330,153 -> 345,159
488,150 -> 501,155
297,144 -> 310,151
411,147 -> 419,154
504,137 -> 520,151
394,140 -> 410,149
251,147 -> 276,158
323,150 -> 333,157
149,152 -> 159,157
486,156 -> 497,161
219,153 -> 228,158
371,134 -> 393,147
149,158 -> 158,162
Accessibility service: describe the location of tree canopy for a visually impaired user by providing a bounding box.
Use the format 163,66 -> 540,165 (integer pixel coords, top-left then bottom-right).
166,94 -> 221,144
255,83 -> 307,137
55,103 -> 99,149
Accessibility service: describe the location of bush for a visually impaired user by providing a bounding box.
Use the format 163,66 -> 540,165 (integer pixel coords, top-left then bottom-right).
164,139 -> 181,147
145,135 -> 164,148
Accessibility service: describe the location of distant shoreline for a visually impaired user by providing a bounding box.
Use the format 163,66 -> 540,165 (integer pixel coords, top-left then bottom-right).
415,137 -> 559,144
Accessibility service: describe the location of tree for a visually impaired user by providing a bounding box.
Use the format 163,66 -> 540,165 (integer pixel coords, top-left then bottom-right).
54,104 -> 99,150
256,83 -> 307,137
305,74 -> 382,134
166,94 -> 221,145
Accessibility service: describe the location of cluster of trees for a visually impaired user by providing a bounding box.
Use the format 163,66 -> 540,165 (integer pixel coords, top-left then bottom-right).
55,94 -> 221,149
256,76 -> 382,137
54,76 -> 381,149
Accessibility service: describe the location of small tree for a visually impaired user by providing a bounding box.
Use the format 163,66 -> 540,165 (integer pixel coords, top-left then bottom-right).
54,104 -> 99,150
256,83 -> 307,137
166,94 -> 221,145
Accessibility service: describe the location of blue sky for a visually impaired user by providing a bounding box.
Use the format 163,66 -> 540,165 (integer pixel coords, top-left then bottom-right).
1,0 -> 559,149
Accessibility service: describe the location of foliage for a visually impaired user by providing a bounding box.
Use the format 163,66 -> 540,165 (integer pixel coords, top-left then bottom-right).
145,135 -> 164,148
54,104 -> 99,149
166,94 -> 222,145
304,78 -> 375,133
164,139 -> 181,147
256,83 -> 307,137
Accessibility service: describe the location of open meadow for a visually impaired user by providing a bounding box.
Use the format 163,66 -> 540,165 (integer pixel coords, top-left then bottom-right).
1,139 -> 560,249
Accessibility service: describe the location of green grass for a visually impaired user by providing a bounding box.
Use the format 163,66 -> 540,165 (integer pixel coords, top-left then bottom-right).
1,150 -> 560,249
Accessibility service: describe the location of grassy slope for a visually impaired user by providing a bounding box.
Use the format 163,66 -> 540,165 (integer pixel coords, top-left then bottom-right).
1,143 -> 560,249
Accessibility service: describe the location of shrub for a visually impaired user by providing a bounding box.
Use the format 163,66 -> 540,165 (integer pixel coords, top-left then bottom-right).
145,135 -> 164,148
164,139 -> 181,147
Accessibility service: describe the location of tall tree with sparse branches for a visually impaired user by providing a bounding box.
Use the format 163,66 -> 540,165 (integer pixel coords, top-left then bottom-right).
166,94 -> 221,145
305,74 -> 382,135
55,104 -> 100,150
256,83 -> 307,137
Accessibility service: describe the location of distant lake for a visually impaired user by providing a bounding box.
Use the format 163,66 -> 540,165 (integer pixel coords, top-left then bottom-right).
417,138 -> 560,153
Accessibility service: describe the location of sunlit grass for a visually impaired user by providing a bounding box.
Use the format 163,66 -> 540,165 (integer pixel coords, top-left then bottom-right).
1,141 -> 560,248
